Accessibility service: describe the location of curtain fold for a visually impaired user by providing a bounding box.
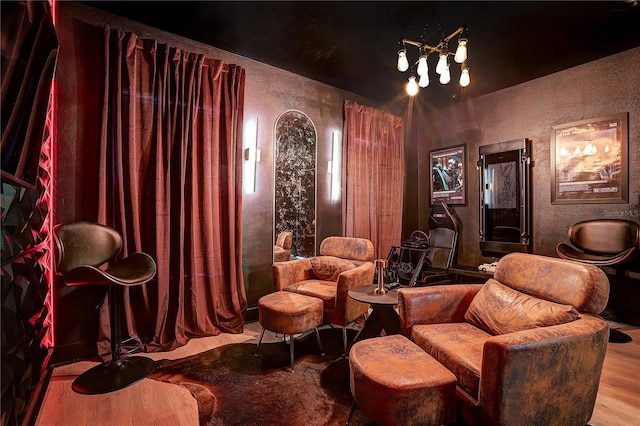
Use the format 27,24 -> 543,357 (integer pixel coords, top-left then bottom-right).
342,100 -> 405,259
98,27 -> 246,353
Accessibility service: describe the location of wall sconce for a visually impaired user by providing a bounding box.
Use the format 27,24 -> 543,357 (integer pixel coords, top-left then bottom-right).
329,130 -> 341,201
243,117 -> 260,193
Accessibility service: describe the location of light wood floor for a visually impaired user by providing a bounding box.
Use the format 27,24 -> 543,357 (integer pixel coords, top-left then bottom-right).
34,322 -> 639,426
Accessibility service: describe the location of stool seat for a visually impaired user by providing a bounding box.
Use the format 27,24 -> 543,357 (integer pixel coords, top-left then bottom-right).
349,334 -> 456,426
257,291 -> 324,371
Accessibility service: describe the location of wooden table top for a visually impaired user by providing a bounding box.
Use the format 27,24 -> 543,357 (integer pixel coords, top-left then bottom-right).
348,285 -> 399,305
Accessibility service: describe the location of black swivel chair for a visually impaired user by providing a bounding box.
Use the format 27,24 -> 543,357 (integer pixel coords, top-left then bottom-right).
556,219 -> 639,343
388,203 -> 461,286
53,221 -> 157,394
413,202 -> 461,284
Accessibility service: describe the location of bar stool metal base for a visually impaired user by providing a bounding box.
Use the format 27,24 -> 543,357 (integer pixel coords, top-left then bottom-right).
72,356 -> 155,395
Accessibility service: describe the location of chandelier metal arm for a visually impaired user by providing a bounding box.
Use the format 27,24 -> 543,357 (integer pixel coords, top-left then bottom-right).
401,26 -> 465,55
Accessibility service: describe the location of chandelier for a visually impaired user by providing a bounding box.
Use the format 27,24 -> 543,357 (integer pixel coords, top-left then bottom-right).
396,6 -> 470,96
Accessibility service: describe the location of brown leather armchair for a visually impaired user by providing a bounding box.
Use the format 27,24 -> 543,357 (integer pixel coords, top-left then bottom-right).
397,253 -> 610,426
273,236 -> 376,355
273,231 -> 293,262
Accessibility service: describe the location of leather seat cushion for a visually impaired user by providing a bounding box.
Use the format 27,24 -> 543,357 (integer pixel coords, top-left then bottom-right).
285,280 -> 337,309
494,253 -> 609,314
309,256 -> 355,280
411,322 -> 490,398
319,237 -> 375,263
464,279 -> 579,335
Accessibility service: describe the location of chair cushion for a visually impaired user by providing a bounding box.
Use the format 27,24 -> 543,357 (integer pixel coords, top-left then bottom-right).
464,279 -> 579,336
309,256 -> 356,280
412,322 -> 489,399
319,237 -> 375,263
494,253 -> 609,314
285,280 -> 337,309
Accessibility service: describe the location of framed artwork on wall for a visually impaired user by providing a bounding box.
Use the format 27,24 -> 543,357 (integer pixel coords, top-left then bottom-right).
430,144 -> 466,205
551,112 -> 628,204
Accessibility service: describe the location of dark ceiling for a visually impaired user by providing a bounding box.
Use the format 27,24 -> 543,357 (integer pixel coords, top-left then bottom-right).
83,1 -> 640,107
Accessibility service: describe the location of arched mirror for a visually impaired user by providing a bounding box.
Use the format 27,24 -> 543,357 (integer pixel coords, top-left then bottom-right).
274,110 -> 317,261
478,138 -> 532,256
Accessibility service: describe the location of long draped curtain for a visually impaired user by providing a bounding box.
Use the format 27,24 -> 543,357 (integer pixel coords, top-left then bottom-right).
98,27 -> 247,353
342,100 -> 405,259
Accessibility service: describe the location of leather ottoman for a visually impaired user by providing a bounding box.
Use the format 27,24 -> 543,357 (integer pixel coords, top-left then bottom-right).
349,334 -> 456,426
257,291 -> 324,371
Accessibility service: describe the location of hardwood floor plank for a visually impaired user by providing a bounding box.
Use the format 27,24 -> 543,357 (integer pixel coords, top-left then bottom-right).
590,324 -> 640,426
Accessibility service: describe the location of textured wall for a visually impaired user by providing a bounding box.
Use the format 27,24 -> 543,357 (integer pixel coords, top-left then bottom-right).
404,47 -> 640,267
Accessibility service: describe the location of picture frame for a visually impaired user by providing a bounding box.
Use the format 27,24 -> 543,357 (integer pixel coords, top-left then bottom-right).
551,113 -> 628,204
430,144 -> 466,205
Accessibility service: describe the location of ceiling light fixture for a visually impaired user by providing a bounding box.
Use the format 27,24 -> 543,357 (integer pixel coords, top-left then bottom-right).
396,5 -> 470,96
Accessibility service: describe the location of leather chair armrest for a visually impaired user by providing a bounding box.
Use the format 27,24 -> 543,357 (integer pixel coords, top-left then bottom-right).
331,262 -> 376,326
272,258 -> 313,291
479,315 -> 609,425
397,284 -> 483,336
336,262 -> 376,295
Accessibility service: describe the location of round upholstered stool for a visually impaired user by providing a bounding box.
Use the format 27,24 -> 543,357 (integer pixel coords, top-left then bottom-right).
257,291 -> 324,371
348,334 -> 457,426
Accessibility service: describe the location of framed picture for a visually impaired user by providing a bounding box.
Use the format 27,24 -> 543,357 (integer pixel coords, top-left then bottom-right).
551,113 -> 628,204
430,144 -> 466,205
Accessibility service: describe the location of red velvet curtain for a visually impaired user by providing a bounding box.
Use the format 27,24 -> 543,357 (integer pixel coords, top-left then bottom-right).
342,100 -> 405,259
98,27 -> 247,353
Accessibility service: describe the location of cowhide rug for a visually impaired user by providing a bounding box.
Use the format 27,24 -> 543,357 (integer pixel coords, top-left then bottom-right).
149,327 -> 373,426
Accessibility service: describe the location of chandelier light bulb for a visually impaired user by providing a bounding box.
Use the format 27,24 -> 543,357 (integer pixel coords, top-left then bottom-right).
406,75 -> 419,96
454,39 -> 468,63
439,65 -> 451,84
436,53 -> 448,75
417,55 -> 428,76
397,49 -> 409,72
459,65 -> 470,87
396,22 -> 470,95
419,71 -> 429,88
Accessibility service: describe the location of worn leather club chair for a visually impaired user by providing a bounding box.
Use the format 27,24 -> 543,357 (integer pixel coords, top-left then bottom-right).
398,252 -> 610,426
273,231 -> 293,262
53,221 -> 157,394
272,236 -> 375,355
556,218 -> 640,343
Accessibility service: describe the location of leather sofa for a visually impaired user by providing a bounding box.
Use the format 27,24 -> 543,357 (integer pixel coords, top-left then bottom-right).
397,252 -> 610,425
273,236 -> 375,354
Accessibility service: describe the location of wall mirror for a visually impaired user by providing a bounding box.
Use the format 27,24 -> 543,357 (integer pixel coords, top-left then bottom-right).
274,110 -> 317,261
478,138 -> 532,256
